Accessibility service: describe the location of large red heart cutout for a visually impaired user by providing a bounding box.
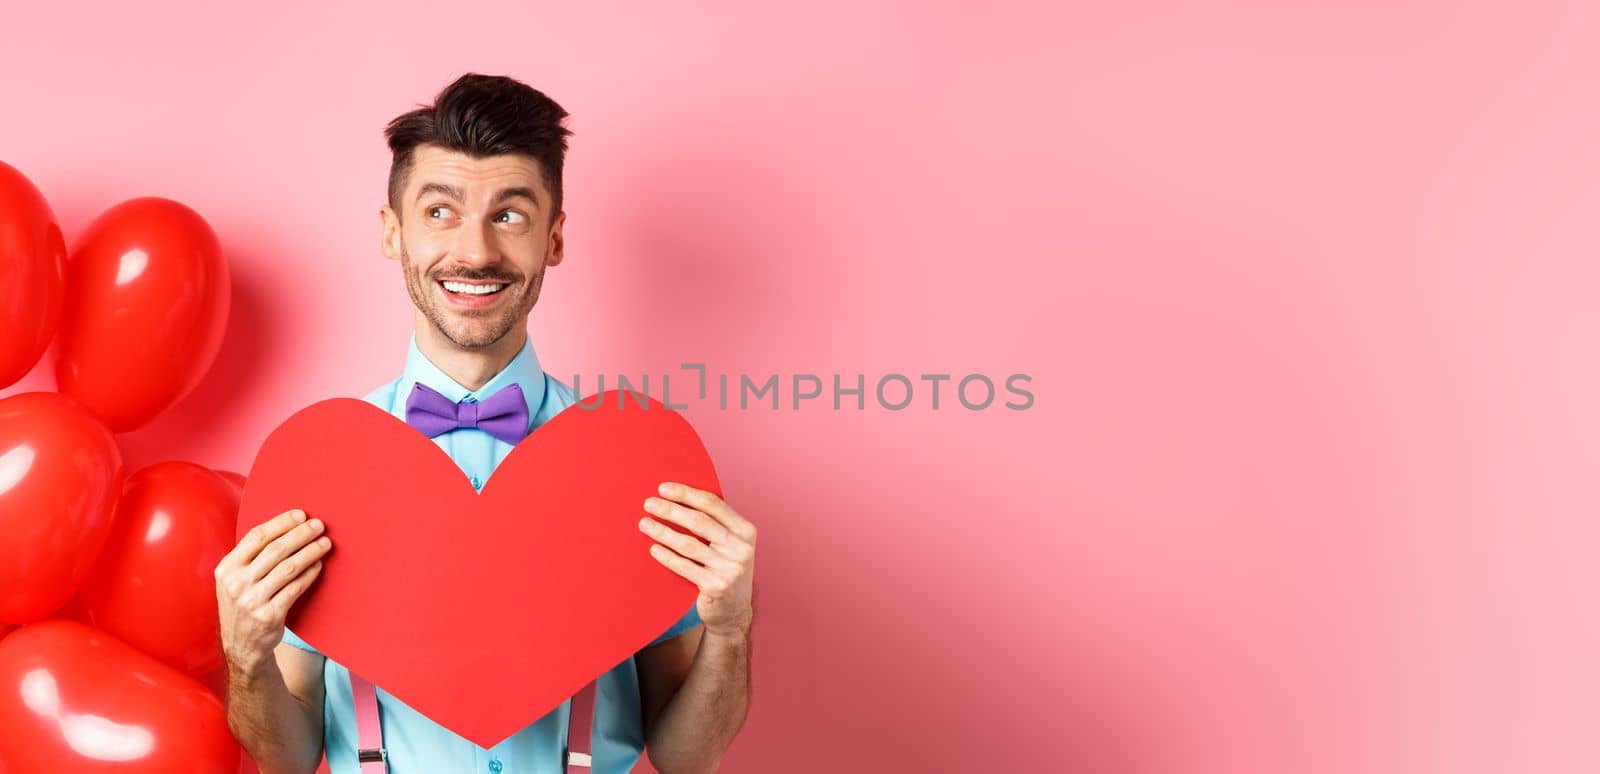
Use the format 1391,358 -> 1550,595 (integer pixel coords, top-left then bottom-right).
237,390 -> 716,748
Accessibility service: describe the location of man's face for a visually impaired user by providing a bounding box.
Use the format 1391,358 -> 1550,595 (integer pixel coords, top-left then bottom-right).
379,144 -> 564,349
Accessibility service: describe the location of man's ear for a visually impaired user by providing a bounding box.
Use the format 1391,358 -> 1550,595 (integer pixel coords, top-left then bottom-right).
379,205 -> 402,261
546,210 -> 566,268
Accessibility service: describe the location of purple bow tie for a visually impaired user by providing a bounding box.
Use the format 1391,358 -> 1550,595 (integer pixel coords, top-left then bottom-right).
405,382 -> 530,445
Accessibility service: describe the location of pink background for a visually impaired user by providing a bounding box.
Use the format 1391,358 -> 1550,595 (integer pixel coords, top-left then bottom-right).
4,2 -> 1599,772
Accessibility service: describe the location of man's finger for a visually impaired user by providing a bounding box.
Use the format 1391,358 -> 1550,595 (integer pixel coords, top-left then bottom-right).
246,518 -> 324,583
659,482 -> 755,542
257,535 -> 332,602
268,560 -> 324,617
224,509 -> 306,568
642,517 -> 733,571
646,496 -> 733,547
649,543 -> 718,590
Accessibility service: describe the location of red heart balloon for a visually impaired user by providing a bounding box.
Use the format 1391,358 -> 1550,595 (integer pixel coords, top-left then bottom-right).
237,390 -> 717,748
47,594 -> 93,626
0,161 -> 66,390
54,197 -> 230,432
0,620 -> 240,772
79,462 -> 241,676
0,392 -> 124,625
215,469 -> 247,497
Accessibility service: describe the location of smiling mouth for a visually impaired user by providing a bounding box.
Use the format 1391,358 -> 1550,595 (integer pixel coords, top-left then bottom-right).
437,279 -> 511,299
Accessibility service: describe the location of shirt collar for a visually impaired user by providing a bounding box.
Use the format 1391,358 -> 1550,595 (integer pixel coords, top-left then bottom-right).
396,332 -> 547,425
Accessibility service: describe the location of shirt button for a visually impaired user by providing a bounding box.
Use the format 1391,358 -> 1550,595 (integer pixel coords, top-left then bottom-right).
471,476 -> 481,488
488,761 -> 502,773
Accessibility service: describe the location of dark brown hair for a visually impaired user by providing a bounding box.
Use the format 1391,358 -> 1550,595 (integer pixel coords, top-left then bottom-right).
384,73 -> 572,224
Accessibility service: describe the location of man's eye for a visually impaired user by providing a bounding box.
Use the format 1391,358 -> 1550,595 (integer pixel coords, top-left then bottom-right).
428,206 -> 451,219
496,211 -> 528,225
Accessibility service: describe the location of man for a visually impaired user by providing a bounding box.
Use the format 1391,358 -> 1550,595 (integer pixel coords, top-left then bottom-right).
215,73 -> 755,773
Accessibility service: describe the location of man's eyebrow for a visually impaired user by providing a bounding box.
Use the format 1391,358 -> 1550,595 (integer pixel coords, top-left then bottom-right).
493,186 -> 540,209
413,182 -> 539,210
415,182 -> 463,203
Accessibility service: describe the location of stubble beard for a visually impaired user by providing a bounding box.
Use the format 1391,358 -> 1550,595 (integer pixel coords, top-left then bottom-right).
399,241 -> 545,350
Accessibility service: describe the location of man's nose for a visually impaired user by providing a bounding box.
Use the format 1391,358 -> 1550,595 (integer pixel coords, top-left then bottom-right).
452,218 -> 498,266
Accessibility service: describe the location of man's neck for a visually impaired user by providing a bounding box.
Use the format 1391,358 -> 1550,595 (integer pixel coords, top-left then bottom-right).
414,316 -> 526,393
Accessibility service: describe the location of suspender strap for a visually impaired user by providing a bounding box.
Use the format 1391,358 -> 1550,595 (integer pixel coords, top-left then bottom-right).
349,671 -> 387,773
349,671 -> 600,771
566,678 -> 598,770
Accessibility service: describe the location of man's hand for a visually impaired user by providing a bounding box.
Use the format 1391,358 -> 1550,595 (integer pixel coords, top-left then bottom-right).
215,509 -> 332,675
638,482 -> 756,638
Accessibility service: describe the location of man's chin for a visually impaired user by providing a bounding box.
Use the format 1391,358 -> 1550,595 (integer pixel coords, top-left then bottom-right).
438,319 -> 513,349
442,331 -> 501,349
420,294 -> 528,349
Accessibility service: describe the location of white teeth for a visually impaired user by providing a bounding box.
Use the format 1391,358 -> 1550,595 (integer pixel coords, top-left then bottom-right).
442,280 -> 507,295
